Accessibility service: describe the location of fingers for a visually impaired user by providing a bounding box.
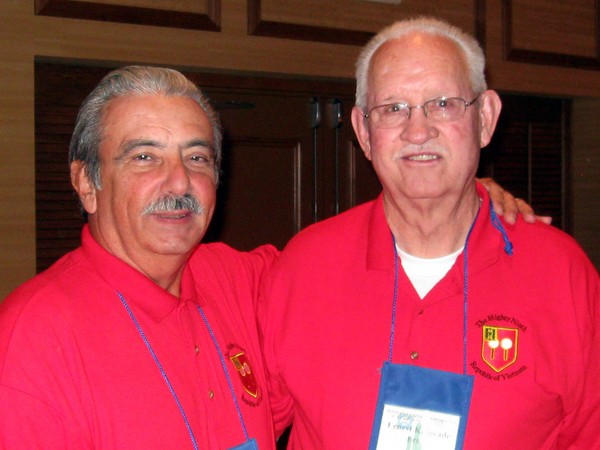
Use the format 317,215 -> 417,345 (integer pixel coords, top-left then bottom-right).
478,177 -> 507,215
476,178 -> 553,225
534,215 -> 552,225
478,177 -> 518,224
514,198 -> 534,224
512,199 -> 552,225
500,193 -> 519,225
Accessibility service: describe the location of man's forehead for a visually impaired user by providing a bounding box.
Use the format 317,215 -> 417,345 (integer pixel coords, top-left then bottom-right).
102,93 -> 209,125
371,32 -> 465,72
367,33 -> 470,98
99,93 -> 214,153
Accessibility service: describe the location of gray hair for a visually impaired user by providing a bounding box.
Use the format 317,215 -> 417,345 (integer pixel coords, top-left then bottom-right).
355,17 -> 487,110
69,65 -> 223,188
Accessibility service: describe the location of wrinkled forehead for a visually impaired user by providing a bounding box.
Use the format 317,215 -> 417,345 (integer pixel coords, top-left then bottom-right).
101,94 -> 212,134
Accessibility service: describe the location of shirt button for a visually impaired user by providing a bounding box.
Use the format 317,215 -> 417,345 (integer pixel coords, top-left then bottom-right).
195,346 -> 200,354
410,351 -> 419,360
208,390 -> 214,399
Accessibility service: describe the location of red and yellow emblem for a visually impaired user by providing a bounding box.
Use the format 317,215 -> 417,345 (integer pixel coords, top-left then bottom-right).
229,352 -> 258,398
482,326 -> 519,373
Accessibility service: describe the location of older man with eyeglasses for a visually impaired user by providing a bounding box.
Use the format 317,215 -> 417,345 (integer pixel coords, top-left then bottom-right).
259,17 -> 600,450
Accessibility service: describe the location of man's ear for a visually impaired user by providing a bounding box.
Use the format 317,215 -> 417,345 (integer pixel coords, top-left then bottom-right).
478,90 -> 502,149
70,160 -> 97,215
351,106 -> 373,161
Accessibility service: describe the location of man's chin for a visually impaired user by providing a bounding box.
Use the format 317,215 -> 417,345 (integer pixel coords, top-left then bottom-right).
149,240 -> 201,257
392,183 -> 447,201
146,228 -> 206,254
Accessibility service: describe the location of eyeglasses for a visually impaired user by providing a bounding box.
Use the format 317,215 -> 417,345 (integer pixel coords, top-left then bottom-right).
364,94 -> 480,129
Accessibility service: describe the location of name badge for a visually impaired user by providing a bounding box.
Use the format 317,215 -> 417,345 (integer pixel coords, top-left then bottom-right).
369,362 -> 473,450
375,405 -> 460,450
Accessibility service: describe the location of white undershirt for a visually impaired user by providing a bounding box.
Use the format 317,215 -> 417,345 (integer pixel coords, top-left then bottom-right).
396,245 -> 464,299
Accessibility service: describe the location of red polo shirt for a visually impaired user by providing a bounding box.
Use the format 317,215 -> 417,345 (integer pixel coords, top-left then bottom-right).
260,184 -> 600,450
0,225 -> 278,450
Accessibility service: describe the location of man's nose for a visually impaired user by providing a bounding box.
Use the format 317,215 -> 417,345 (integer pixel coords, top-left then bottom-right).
399,107 -> 439,145
162,157 -> 191,197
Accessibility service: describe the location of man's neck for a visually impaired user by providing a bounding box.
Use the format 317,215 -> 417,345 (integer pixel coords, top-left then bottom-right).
88,224 -> 189,297
144,258 -> 188,297
384,187 -> 480,258
117,251 -> 188,297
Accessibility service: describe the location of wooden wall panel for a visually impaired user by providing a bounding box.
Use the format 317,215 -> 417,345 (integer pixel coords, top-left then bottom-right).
510,0 -> 596,57
34,64 -> 107,273
0,0 -> 36,299
75,0 -> 203,13
342,140 -> 381,211
249,0 -> 482,45
478,95 -> 569,231
571,98 -> 600,270
35,0 -> 221,31
503,0 -> 600,69
207,139 -> 302,251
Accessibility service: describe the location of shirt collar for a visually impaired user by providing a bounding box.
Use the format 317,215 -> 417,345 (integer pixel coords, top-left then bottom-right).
80,225 -> 193,323
366,183 -> 503,274
366,193 -> 396,271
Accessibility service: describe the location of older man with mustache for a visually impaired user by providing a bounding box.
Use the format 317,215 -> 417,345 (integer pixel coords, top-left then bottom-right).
0,66 -> 277,450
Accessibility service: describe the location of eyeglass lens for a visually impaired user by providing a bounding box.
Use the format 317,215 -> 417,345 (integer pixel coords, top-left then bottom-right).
367,96 -> 477,128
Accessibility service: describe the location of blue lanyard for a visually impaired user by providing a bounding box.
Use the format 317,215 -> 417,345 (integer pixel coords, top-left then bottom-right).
118,292 -> 251,449
118,292 -> 200,449
388,207 -> 481,375
196,305 -> 251,441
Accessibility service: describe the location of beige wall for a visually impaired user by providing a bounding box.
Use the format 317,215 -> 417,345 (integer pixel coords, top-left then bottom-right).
1,0 -> 600,297
1,1 -> 36,298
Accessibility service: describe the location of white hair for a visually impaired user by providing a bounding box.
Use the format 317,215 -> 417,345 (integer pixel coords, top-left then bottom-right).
355,17 -> 487,110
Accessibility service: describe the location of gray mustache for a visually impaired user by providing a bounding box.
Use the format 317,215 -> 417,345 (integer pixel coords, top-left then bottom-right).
142,194 -> 204,215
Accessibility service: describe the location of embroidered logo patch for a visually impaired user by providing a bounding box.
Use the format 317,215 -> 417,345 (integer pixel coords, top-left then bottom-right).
482,326 -> 519,373
230,352 -> 258,397
226,343 -> 262,406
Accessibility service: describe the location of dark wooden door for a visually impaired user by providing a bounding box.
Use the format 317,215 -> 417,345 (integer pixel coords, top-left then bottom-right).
198,89 -> 381,251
